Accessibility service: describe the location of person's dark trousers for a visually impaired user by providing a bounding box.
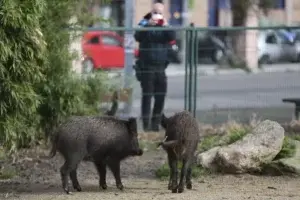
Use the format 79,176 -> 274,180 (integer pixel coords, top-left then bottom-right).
140,65 -> 167,132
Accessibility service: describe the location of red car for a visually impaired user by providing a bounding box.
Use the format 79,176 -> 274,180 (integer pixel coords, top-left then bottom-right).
81,31 -> 138,72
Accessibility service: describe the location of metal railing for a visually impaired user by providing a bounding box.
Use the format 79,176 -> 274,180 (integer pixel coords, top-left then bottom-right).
78,25 -> 300,124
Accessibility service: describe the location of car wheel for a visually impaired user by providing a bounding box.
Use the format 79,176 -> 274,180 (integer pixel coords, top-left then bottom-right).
212,49 -> 224,63
258,54 -> 271,65
82,58 -> 94,74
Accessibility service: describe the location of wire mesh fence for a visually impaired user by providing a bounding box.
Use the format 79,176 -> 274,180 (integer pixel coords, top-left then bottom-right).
77,25 -> 300,128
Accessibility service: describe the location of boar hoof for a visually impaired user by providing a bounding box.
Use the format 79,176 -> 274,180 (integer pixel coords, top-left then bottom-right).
74,185 -> 82,192
177,185 -> 184,193
168,183 -> 172,190
186,182 -> 192,190
100,184 -> 108,190
171,188 -> 178,193
117,183 -> 124,191
64,188 -> 72,195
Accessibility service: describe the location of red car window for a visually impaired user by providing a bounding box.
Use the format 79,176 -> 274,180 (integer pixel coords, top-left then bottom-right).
101,35 -> 122,46
88,36 -> 100,44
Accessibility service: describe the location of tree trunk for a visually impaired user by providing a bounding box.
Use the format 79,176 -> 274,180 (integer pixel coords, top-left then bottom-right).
229,0 -> 250,69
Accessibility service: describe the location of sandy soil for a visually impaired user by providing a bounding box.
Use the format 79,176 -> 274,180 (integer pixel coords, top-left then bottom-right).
1,145 -> 300,200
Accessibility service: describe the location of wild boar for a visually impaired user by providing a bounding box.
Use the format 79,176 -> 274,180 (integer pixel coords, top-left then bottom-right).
49,116 -> 143,194
158,111 -> 200,193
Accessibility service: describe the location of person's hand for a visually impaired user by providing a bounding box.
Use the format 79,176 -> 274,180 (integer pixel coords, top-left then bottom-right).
148,18 -> 157,25
163,18 -> 168,26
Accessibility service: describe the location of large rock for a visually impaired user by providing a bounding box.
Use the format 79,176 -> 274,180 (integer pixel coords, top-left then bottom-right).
197,120 -> 285,173
197,146 -> 220,172
263,140 -> 300,175
215,120 -> 284,173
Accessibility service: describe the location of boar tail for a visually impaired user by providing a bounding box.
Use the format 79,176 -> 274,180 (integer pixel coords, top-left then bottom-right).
105,90 -> 119,116
49,133 -> 58,158
160,140 -> 179,148
157,137 -> 178,149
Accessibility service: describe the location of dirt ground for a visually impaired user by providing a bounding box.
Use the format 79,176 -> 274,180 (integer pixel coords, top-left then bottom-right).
1,144 -> 300,200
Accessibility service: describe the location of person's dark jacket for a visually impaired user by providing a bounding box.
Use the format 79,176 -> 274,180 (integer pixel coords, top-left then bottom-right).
134,24 -> 176,66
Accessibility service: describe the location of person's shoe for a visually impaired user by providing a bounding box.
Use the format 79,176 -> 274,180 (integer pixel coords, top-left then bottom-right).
143,127 -> 152,132
151,116 -> 160,132
143,118 -> 151,132
151,124 -> 160,132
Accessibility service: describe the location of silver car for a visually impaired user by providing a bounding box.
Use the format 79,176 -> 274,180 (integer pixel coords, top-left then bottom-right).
258,30 -> 300,64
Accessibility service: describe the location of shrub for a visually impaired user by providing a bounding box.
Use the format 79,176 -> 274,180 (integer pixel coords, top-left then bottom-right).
224,126 -> 249,144
0,167 -> 17,180
198,126 -> 249,153
197,135 -> 223,153
0,0 -> 47,152
37,1 -> 112,140
0,0 -> 112,152
274,136 -> 296,160
155,161 -> 208,180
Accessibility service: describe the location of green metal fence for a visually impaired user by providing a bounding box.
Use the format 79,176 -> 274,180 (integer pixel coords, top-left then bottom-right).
81,25 -> 300,124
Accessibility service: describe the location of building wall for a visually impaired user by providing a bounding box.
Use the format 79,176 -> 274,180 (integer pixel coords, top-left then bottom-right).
292,0 -> 300,24
134,0 -> 152,25
189,0 -> 208,26
96,0 -> 299,28
134,0 -> 208,27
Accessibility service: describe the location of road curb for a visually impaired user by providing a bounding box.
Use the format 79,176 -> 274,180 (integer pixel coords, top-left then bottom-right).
106,66 -> 300,78
199,66 -> 300,76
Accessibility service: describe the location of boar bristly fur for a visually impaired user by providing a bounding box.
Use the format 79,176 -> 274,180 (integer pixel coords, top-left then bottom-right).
50,116 -> 143,194
159,111 -> 200,193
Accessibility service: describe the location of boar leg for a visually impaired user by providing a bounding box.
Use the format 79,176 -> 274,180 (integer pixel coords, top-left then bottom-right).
94,159 -> 107,190
107,159 -> 123,190
70,165 -> 81,192
60,156 -> 81,194
186,166 -> 192,189
177,158 -> 191,193
167,151 -> 178,193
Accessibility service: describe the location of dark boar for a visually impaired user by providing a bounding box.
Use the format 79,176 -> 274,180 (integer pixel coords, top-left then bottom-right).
49,116 -> 143,194
158,111 -> 200,193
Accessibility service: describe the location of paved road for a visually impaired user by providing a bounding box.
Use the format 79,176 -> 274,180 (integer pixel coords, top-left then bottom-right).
104,63 -> 300,124
126,70 -> 300,124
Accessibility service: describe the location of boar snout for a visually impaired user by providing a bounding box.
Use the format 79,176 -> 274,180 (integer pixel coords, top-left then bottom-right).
133,148 -> 143,156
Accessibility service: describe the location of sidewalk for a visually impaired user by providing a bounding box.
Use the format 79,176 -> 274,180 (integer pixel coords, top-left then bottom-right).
107,63 -> 300,78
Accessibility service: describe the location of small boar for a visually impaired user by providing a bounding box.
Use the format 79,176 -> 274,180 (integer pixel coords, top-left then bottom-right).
49,116 -> 143,194
158,111 -> 200,193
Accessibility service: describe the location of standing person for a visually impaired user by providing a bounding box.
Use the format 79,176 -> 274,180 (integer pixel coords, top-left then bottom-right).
134,2 -> 176,132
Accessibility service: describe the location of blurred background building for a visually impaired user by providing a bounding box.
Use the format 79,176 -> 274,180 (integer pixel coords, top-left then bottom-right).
90,0 -> 300,28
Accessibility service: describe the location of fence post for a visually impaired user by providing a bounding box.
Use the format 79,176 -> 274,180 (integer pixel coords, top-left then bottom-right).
123,0 -> 135,117
188,27 -> 194,113
184,28 -> 189,111
192,28 -> 198,118
184,23 -> 197,116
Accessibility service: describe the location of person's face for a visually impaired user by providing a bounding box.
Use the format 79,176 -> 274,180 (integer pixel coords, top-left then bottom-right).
151,3 -> 164,21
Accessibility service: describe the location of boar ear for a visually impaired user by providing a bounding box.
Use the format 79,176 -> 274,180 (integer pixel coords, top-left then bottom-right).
160,113 -> 169,129
127,117 -> 137,134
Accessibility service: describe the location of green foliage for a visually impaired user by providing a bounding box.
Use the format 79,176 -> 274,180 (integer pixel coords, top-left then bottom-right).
225,127 -> 249,144
37,0 -> 111,139
198,126 -> 249,153
274,137 -> 296,160
198,135 -> 223,153
0,0 -> 47,152
0,0 -> 112,153
0,167 -> 17,180
155,161 -> 208,180
287,133 -> 300,142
